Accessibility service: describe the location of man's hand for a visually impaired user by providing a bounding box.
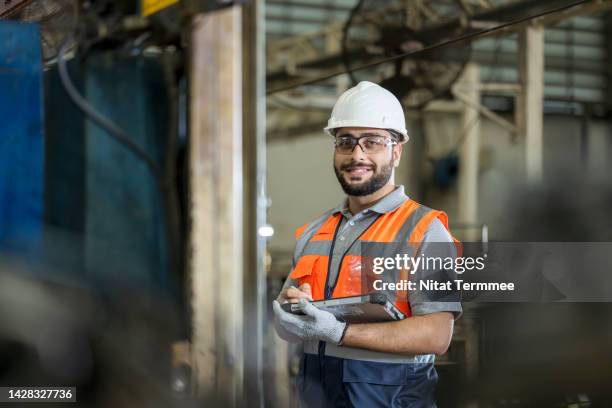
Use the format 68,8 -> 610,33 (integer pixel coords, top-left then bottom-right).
272,298 -> 346,345
273,283 -> 314,343
276,283 -> 313,304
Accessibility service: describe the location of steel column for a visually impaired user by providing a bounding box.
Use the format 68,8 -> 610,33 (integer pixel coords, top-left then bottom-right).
242,0 -> 267,406
457,63 -> 481,242
518,24 -> 544,184
189,6 -> 244,404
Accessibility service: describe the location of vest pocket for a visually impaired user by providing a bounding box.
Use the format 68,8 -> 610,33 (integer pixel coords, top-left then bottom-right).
289,255 -> 326,300
289,255 -> 318,279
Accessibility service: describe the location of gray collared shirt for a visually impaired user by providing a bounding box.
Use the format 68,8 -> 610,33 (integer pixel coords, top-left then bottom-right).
285,185 -> 462,318
328,185 -> 409,293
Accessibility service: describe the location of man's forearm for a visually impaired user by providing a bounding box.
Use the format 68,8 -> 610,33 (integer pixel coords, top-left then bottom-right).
341,312 -> 454,355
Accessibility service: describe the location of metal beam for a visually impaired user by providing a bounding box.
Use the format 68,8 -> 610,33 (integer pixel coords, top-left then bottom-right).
267,0 -> 612,92
536,0 -> 612,26
457,64 -> 481,241
0,0 -> 31,17
605,11 -> 612,113
266,15 -> 340,25
189,6 -> 244,404
453,86 -> 518,134
266,0 -> 353,12
242,0 -> 267,406
518,24 -> 544,184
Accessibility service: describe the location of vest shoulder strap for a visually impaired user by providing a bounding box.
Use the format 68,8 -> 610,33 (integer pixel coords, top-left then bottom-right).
391,199 -> 453,245
390,200 -> 431,243
292,209 -> 337,267
409,208 -> 449,243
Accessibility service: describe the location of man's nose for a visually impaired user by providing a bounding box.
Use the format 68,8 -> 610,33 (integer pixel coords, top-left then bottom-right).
350,142 -> 368,160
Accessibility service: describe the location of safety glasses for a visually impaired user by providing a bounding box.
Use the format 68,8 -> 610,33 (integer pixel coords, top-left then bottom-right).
333,134 -> 397,155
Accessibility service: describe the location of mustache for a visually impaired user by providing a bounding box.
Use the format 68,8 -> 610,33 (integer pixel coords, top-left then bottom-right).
340,161 -> 375,171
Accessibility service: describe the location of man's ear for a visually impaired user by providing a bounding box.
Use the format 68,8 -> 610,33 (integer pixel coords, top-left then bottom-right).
393,143 -> 403,167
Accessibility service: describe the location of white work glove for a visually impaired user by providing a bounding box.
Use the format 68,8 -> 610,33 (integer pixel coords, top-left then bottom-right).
273,306 -> 303,344
272,298 -> 347,345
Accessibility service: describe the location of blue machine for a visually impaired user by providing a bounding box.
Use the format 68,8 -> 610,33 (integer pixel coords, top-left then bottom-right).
45,52 -> 173,292
1,19 -> 176,299
0,21 -> 44,257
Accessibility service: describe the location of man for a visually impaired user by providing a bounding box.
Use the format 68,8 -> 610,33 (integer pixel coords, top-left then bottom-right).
273,81 -> 462,407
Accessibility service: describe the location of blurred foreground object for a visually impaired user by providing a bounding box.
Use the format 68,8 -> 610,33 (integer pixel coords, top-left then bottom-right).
463,173 -> 612,408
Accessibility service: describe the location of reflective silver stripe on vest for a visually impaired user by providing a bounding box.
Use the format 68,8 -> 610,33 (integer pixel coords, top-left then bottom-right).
301,240 -> 333,257
293,209 -> 337,267
295,205 -> 432,262
325,344 -> 435,364
394,204 -> 432,243
303,340 -> 318,354
299,202 -> 440,365
303,341 -> 435,364
343,241 -> 417,257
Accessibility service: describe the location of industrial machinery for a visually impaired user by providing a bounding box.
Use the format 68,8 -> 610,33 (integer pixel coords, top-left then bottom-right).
342,0 -> 481,109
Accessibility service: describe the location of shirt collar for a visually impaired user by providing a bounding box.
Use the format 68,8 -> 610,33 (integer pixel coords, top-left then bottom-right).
335,185 -> 409,218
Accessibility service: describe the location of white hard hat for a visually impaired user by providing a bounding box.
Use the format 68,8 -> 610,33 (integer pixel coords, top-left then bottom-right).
324,81 -> 409,143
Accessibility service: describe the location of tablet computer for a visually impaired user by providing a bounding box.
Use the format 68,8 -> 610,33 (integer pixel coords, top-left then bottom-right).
281,293 -> 405,323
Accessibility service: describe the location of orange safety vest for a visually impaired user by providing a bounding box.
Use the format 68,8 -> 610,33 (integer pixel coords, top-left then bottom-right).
290,198 -> 460,317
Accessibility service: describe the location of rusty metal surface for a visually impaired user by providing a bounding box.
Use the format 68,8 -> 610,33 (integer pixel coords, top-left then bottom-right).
0,0 -> 32,18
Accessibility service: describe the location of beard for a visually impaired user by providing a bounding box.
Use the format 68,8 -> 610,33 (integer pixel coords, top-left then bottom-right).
334,158 -> 394,197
